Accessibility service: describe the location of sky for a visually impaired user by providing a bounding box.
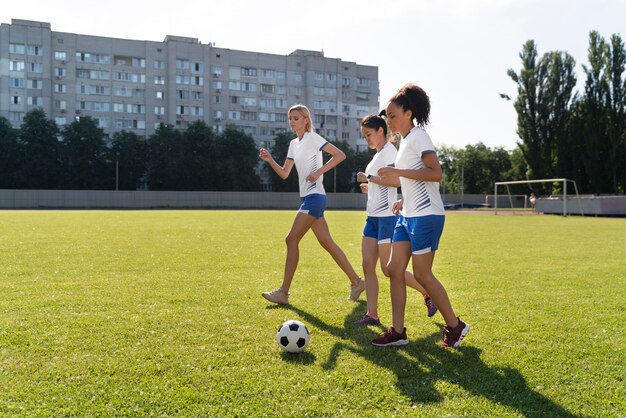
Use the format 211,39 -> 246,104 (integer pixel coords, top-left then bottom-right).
3,0 -> 626,150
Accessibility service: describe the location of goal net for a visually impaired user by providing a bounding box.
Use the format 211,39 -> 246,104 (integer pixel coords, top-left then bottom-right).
493,178 -> 584,216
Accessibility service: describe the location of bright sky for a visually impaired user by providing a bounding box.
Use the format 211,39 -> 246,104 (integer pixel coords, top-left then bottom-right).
4,0 -> 626,150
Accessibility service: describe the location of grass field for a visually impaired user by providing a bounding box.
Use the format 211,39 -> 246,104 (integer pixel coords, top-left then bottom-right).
0,210 -> 624,417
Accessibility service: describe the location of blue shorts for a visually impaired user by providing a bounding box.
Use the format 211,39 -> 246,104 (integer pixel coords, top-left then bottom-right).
393,214 -> 445,255
363,216 -> 397,244
299,193 -> 326,219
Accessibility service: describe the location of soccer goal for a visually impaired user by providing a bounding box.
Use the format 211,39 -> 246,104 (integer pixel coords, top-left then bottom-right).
493,178 -> 584,216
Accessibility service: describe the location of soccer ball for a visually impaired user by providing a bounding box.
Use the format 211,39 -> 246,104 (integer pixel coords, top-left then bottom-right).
276,320 -> 310,353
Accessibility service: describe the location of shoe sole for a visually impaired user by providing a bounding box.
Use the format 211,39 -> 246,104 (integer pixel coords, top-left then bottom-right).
372,339 -> 409,347
452,323 -> 470,348
353,320 -> 381,326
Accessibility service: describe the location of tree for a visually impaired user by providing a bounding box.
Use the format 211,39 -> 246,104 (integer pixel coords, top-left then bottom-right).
178,120 -> 217,191
605,34 -> 626,193
266,132 -> 299,192
323,140 -> 357,193
507,40 -> 577,193
0,117 -> 22,188
146,124 -> 183,190
213,126 -> 261,191
110,131 -> 148,190
60,116 -> 110,189
17,108 -> 61,189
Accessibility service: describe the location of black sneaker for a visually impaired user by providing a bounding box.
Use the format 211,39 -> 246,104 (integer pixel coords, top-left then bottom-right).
352,313 -> 381,326
424,296 -> 438,317
372,326 -> 409,347
441,317 -> 470,348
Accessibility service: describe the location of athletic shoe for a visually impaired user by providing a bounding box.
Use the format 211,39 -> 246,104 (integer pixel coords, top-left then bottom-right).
440,317 -> 470,348
352,313 -> 381,326
424,296 -> 438,317
348,279 -> 365,301
261,288 -> 289,305
371,326 -> 409,347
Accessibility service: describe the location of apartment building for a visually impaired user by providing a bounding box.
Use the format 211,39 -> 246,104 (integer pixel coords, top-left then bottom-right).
0,19 -> 379,151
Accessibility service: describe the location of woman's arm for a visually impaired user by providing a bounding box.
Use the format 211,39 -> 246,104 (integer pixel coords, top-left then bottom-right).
259,148 -> 294,180
306,143 -> 345,182
378,152 -> 442,182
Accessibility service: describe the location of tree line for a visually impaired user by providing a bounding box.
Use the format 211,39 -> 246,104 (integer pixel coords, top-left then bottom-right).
506,30 -> 626,195
0,109 -> 260,192
0,108 -> 526,195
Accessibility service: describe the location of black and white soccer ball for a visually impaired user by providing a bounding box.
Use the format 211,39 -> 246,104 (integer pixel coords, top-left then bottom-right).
276,320 -> 310,353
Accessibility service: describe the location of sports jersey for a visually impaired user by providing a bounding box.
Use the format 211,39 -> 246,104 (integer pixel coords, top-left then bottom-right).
395,127 -> 445,217
365,142 -> 398,217
286,131 -> 329,197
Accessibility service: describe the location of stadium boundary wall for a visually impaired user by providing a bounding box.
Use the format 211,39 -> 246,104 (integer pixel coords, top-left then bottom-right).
0,190 -> 491,209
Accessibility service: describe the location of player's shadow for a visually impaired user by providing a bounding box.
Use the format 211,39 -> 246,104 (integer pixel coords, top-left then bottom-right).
282,302 -> 578,418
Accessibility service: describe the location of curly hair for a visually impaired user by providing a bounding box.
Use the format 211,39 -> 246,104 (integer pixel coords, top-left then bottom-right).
388,84 -> 430,127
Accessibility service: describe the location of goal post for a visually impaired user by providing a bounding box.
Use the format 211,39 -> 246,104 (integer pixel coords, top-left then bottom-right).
493,178 -> 584,216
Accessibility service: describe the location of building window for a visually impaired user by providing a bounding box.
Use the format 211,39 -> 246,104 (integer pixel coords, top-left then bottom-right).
154,60 -> 166,70
9,43 -> 25,54
176,59 -> 190,69
241,67 -> 257,76
9,78 -> 25,88
156,91 -> 164,100
154,76 -> 165,85
10,60 -> 25,71
27,79 -> 42,89
28,63 -> 43,73
26,45 -> 43,56
55,51 -> 67,61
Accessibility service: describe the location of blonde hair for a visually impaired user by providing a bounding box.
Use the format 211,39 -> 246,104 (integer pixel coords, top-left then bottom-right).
288,104 -> 315,132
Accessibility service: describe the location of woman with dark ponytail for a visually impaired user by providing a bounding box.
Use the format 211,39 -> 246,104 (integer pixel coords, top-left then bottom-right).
352,113 -> 438,326
372,84 -> 470,348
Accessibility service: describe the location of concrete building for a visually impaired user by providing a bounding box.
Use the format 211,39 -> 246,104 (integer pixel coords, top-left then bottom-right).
0,19 -> 379,151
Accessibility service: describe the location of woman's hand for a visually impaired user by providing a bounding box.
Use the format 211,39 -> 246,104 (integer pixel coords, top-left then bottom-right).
378,166 -> 399,179
259,148 -> 272,162
391,199 -> 403,215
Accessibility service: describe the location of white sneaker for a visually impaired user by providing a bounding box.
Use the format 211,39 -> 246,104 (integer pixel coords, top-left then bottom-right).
262,288 -> 289,305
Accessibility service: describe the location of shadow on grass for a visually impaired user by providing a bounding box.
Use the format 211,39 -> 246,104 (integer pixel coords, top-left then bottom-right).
275,301 -> 578,418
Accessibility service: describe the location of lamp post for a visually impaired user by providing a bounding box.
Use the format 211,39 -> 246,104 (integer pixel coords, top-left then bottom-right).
115,152 -> 119,191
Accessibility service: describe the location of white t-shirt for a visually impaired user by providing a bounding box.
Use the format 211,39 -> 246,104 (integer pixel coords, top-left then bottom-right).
365,142 -> 398,217
395,127 -> 445,217
286,131 -> 329,197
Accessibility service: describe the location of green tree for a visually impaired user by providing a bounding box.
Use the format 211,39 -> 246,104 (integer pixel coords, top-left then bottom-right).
266,132 -> 299,192
605,33 -> 626,193
323,140 -> 356,193
178,120 -> 217,191
18,108 -> 61,189
568,31 -> 626,194
0,117 -> 22,188
110,131 -> 148,190
60,116 -> 110,189
147,124 -> 183,190
213,126 -> 260,191
507,40 -> 577,192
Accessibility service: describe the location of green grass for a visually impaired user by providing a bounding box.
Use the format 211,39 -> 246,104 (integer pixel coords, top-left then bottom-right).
0,210 -> 624,417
